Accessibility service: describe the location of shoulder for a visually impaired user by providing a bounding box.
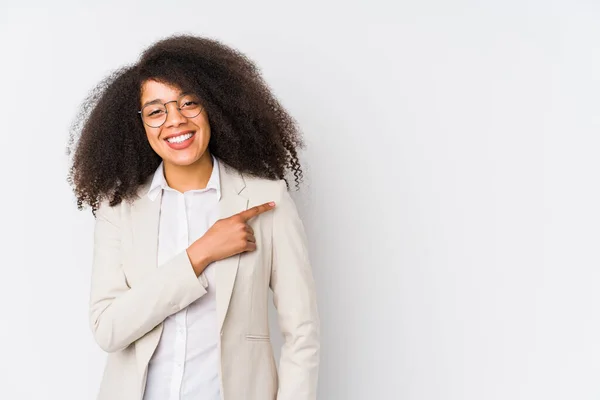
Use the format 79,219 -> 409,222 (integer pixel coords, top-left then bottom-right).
241,174 -> 302,223
242,173 -> 285,193
241,174 -> 289,203
95,180 -> 150,221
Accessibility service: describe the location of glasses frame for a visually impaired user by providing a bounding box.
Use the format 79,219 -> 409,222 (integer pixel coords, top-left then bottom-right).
138,93 -> 203,128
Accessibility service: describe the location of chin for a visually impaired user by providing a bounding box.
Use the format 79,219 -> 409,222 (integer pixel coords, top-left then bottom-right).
167,158 -> 199,167
165,151 -> 207,167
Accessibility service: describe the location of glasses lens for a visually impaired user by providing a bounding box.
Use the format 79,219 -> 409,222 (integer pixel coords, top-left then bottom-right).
142,104 -> 167,128
140,94 -> 202,127
178,94 -> 202,118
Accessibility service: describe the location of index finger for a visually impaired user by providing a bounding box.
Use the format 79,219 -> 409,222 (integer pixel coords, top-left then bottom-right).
238,202 -> 276,221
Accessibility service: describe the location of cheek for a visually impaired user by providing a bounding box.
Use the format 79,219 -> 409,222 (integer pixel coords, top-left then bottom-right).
194,113 -> 211,132
145,130 -> 162,150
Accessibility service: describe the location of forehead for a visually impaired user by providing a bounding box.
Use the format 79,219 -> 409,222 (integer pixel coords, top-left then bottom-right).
140,80 -> 183,101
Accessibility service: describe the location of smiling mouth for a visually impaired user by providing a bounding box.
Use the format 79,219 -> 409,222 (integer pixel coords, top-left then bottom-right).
165,132 -> 195,144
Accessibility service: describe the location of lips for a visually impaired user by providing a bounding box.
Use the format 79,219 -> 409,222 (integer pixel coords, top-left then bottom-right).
163,130 -> 195,141
164,131 -> 196,150
166,132 -> 193,144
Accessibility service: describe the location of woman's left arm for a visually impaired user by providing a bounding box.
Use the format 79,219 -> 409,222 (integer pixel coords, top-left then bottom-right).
270,180 -> 320,400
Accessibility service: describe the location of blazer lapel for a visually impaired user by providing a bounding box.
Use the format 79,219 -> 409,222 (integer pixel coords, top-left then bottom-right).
130,181 -> 161,277
130,181 -> 164,384
216,161 -> 249,333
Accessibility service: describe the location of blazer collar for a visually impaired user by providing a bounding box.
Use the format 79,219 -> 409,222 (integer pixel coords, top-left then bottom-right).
140,155 -> 232,202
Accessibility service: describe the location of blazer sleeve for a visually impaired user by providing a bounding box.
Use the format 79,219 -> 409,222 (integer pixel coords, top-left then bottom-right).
270,180 -> 320,400
89,200 -> 207,353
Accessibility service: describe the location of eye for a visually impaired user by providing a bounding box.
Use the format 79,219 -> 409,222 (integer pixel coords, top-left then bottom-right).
181,101 -> 197,108
147,109 -> 165,117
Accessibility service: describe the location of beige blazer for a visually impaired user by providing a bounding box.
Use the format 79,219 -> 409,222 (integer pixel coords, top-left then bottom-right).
89,160 -> 320,400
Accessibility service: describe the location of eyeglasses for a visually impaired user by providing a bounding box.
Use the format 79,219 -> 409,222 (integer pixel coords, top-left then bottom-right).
138,93 -> 203,128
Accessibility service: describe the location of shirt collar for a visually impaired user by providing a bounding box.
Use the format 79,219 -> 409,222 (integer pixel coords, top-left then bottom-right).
147,155 -> 221,201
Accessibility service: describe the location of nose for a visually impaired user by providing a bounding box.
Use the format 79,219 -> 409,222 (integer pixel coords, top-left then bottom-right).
163,101 -> 187,127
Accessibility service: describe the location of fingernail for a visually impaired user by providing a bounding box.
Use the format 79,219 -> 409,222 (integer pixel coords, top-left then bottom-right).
269,202 -> 275,206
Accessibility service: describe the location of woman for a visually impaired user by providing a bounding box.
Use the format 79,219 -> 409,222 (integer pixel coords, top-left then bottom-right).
67,34 -> 320,400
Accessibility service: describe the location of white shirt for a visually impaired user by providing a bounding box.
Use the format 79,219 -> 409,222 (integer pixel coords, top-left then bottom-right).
143,156 -> 221,400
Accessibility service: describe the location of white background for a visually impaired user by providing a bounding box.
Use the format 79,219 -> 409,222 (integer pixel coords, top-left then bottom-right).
1,1 -> 599,399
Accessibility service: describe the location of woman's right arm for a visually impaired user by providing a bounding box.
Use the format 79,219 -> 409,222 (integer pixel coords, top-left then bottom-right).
89,199 -> 276,353
89,201 -> 208,353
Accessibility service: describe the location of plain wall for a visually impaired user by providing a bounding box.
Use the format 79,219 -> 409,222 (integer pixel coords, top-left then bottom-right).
1,0 -> 599,399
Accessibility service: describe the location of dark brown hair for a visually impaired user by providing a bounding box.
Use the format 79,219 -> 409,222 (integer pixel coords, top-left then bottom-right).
67,34 -> 304,214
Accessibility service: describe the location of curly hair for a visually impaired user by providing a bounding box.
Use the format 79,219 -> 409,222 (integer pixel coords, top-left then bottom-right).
66,34 -> 304,214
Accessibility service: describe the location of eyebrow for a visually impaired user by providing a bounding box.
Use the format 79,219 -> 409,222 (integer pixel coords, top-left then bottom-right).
140,91 -> 192,109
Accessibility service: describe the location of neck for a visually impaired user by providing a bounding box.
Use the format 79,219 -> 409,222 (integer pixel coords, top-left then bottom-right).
163,152 -> 214,193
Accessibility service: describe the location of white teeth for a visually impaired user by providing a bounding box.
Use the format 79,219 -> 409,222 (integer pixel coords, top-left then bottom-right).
166,133 -> 193,143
